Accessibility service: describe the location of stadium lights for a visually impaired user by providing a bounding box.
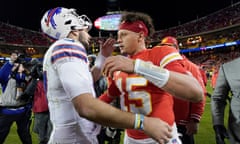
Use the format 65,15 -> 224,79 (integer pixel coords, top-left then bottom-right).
180,40 -> 240,54
94,13 -> 121,31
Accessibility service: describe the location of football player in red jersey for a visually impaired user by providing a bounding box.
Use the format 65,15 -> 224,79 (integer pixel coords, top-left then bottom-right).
159,36 -> 207,144
100,11 -> 204,144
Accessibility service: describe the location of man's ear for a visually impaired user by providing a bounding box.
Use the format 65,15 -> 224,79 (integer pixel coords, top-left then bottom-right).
138,32 -> 145,42
139,32 -> 145,39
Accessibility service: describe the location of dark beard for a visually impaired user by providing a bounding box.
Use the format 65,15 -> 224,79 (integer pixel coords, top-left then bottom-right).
78,37 -> 89,52
78,31 -> 90,53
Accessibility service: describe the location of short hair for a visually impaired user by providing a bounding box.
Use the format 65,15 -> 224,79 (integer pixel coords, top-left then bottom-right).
10,50 -> 19,55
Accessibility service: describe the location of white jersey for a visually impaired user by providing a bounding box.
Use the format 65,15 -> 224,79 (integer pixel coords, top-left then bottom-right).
43,38 -> 101,144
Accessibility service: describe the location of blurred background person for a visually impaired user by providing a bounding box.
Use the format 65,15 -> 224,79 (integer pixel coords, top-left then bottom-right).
88,54 -> 122,144
29,59 -> 52,144
211,57 -> 240,144
211,66 -> 219,90
0,51 -> 32,144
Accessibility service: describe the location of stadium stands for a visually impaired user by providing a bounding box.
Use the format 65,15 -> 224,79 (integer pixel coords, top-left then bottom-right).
0,1 -> 240,73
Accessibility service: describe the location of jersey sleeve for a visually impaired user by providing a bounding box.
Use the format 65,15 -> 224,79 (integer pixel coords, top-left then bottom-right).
98,77 -> 120,103
51,42 -> 88,68
51,42 -> 93,100
151,46 -> 187,74
58,62 -> 93,100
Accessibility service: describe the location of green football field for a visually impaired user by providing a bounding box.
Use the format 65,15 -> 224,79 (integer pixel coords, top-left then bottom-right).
4,80 -> 230,144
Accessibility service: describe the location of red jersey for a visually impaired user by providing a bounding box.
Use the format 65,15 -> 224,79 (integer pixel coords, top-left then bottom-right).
173,55 -> 206,125
103,46 -> 188,139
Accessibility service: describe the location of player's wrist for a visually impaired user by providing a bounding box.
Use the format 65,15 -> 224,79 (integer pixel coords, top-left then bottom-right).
95,53 -> 106,69
134,59 -> 170,88
134,113 -> 144,130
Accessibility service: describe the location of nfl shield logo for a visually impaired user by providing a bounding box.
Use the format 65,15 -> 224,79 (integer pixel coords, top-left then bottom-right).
171,138 -> 178,144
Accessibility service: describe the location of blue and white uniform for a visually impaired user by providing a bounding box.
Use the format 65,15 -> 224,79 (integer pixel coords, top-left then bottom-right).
43,38 -> 101,144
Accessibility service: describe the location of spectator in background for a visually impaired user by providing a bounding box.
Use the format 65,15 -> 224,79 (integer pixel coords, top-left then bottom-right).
88,54 -> 122,144
211,57 -> 240,144
199,66 -> 208,87
40,7 -> 175,144
88,54 -> 96,69
0,51 -> 32,144
88,54 -> 108,98
199,66 -> 212,97
99,11 -> 203,144
30,59 -> 52,144
211,68 -> 219,89
159,36 -> 206,144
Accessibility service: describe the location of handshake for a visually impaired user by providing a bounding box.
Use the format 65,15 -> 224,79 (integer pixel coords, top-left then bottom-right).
213,125 -> 229,144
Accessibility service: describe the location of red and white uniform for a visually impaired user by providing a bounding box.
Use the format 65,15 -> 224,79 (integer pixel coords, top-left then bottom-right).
174,55 -> 206,125
100,45 -> 187,143
43,38 -> 101,144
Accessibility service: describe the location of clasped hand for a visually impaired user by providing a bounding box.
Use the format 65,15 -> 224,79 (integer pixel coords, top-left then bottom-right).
103,55 -> 135,77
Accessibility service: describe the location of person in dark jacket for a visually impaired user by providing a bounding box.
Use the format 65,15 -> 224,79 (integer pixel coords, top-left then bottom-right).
0,51 -> 32,144
29,59 -> 52,144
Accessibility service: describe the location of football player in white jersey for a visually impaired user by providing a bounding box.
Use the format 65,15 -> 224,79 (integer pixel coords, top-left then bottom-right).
40,7 -> 174,144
